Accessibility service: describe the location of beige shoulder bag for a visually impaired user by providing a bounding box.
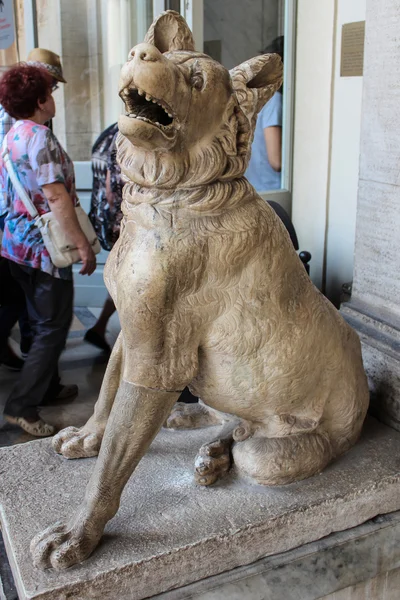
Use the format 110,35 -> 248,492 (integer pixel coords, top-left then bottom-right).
2,136 -> 101,268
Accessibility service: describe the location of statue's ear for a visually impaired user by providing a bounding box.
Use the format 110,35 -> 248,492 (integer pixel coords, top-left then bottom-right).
230,54 -> 283,121
144,10 -> 195,52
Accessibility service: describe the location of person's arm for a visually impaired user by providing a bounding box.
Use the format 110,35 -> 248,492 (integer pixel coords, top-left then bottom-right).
105,130 -> 121,211
263,126 -> 282,172
42,182 -> 96,276
105,170 -> 114,209
260,93 -> 283,173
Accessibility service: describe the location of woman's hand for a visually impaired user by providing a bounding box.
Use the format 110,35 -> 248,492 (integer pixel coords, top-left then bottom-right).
77,240 -> 97,275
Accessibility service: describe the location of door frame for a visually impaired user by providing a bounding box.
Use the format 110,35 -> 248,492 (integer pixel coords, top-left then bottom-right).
259,0 -> 297,216
23,0 -> 38,52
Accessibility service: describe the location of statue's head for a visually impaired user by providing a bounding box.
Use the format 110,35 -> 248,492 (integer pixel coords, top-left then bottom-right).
118,10 -> 282,186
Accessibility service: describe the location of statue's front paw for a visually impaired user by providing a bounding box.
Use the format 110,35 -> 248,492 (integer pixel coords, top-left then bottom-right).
52,426 -> 102,459
30,517 -> 102,570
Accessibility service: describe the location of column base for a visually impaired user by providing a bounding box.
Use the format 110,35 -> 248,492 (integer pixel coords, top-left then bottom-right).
341,299 -> 400,431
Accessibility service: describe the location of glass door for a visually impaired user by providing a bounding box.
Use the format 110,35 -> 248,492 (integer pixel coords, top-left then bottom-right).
0,1 -> 24,74
193,0 -> 296,215
33,0 -> 156,305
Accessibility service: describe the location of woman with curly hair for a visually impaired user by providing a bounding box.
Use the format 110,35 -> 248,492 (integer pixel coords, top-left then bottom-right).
0,63 -> 97,437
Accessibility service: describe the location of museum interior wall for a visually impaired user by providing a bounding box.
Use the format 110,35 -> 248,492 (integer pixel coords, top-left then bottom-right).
292,0 -> 366,303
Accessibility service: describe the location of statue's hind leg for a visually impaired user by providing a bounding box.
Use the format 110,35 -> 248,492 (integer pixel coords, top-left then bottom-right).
52,333 -> 123,459
192,419 -> 253,486
232,430 -> 333,485
194,422 -> 237,486
165,401 -> 244,486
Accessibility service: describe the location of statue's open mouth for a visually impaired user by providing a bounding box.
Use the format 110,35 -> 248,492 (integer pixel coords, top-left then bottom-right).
120,87 -> 175,132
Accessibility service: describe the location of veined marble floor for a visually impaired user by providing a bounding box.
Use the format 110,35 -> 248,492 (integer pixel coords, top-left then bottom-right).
0,307 -> 121,448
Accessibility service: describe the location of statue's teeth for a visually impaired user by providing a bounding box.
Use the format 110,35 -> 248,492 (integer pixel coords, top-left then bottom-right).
138,89 -> 144,96
151,99 -> 157,103
145,94 -> 152,101
167,112 -> 172,118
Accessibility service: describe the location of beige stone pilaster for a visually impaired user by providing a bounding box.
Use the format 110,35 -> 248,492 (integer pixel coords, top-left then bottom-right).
341,0 -> 400,431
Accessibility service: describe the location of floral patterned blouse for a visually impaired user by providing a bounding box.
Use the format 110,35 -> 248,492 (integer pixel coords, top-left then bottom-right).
0,120 -> 78,279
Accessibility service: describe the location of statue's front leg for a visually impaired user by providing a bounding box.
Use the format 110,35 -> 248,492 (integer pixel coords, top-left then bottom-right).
30,379 -> 180,570
51,332 -> 123,459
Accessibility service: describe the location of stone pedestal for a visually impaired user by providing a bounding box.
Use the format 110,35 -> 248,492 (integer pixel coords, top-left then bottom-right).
2,418 -> 400,600
153,511 -> 400,600
341,0 -> 400,430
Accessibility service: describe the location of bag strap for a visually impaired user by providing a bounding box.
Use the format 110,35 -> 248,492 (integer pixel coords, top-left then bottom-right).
1,136 -> 39,219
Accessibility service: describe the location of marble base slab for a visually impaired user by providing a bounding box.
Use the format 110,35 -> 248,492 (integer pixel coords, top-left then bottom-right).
153,511 -> 400,599
2,418 -> 400,600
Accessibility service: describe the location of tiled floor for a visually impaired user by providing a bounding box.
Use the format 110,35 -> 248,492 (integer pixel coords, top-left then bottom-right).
0,307 -> 121,448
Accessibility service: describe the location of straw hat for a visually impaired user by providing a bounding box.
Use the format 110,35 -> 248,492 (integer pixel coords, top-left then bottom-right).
26,48 -> 67,83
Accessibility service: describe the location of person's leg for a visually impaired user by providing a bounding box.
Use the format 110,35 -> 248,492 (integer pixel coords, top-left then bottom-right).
0,305 -> 18,349
0,258 -> 26,370
4,263 -> 73,420
0,341 -> 24,370
0,258 -> 25,348
18,308 -> 33,358
84,294 -> 115,352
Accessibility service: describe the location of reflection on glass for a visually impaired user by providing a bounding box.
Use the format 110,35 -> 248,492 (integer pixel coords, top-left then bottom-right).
204,0 -> 285,192
35,0 -> 153,161
0,2 -> 21,74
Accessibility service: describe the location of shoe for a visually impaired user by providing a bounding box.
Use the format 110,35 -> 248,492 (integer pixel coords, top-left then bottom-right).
4,414 -> 56,437
20,336 -> 33,359
0,345 -> 24,371
84,329 -> 111,353
55,384 -> 79,401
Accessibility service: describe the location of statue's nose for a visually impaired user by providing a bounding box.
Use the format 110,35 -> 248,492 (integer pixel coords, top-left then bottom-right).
129,43 -> 162,63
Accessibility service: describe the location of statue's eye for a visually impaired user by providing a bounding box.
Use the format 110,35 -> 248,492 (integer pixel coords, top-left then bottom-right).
191,71 -> 204,91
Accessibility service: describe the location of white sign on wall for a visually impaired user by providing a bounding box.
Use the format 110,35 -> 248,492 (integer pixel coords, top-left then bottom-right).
0,0 -> 15,50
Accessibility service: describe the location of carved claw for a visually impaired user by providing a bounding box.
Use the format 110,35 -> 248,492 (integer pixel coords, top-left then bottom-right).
194,438 -> 232,486
30,514 -> 102,570
52,426 -> 102,459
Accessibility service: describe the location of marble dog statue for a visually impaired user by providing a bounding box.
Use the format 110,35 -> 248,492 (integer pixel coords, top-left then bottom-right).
31,11 -> 369,570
